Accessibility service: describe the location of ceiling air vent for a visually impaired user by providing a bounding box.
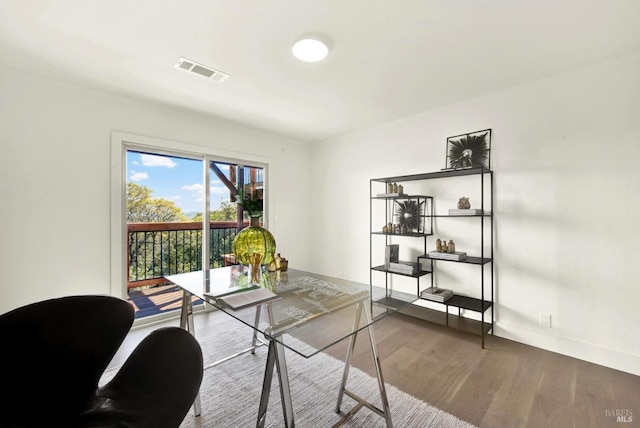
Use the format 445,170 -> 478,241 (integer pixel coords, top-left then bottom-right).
174,57 -> 230,82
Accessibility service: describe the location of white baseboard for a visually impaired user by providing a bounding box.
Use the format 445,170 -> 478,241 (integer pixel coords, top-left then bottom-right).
494,322 -> 640,376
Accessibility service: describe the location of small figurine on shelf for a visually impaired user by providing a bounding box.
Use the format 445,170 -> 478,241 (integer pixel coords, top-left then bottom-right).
436,238 -> 443,252
382,225 -> 388,234
392,183 -> 398,193
448,240 -> 456,254
398,184 -> 404,194
457,197 -> 471,209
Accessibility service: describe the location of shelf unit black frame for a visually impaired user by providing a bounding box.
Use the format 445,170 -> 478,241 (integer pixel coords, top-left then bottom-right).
369,191 -> 433,307
369,166 -> 494,348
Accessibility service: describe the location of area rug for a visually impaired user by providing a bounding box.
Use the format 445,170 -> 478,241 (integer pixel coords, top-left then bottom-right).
104,319 -> 476,428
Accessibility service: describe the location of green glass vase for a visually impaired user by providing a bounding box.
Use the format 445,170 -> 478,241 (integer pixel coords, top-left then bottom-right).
232,217 -> 276,284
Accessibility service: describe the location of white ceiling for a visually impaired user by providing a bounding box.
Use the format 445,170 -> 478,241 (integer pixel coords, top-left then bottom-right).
2,1 -> 639,143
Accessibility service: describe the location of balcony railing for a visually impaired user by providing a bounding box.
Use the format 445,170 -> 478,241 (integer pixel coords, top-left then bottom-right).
127,221 -> 247,290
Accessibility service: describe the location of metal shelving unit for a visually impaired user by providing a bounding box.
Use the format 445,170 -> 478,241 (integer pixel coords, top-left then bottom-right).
370,167 -> 494,347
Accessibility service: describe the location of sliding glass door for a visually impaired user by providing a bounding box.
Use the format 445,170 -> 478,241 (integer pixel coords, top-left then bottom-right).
120,144 -> 266,320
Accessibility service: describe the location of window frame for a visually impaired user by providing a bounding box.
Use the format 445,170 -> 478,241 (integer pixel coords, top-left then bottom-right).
110,131 -> 269,299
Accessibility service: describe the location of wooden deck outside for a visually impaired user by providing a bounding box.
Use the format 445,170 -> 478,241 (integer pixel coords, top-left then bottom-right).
128,284 -> 202,319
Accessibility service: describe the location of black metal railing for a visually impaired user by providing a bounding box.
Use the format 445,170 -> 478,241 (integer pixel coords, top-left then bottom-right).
127,221 -> 246,290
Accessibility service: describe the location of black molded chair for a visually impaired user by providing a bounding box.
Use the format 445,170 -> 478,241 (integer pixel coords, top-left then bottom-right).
0,295 -> 203,428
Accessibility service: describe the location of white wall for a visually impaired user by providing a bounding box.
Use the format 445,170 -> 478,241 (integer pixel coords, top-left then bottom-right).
0,65 -> 312,313
310,51 -> 640,375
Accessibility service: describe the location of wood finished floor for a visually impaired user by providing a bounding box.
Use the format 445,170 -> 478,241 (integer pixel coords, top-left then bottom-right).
318,314 -> 640,428
117,309 -> 640,428
128,284 -> 202,319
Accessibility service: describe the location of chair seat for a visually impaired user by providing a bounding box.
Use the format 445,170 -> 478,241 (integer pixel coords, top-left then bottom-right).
0,295 -> 203,428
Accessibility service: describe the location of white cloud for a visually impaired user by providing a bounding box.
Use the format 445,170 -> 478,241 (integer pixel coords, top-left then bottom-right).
210,184 -> 228,195
182,183 -> 203,193
129,171 -> 148,181
140,154 -> 177,168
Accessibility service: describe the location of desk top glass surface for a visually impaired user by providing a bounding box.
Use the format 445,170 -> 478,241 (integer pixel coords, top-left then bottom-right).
166,267 -> 416,358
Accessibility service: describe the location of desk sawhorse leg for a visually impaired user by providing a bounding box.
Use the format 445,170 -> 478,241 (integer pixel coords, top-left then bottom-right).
255,301 -> 393,428
335,300 -> 393,427
179,290 -> 265,418
256,304 -> 294,427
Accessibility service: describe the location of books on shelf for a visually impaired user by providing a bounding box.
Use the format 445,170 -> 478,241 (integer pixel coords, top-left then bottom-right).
384,244 -> 400,269
376,193 -> 405,198
388,261 -> 419,275
428,251 -> 467,261
449,209 -> 483,216
421,287 -> 454,302
216,287 -> 280,310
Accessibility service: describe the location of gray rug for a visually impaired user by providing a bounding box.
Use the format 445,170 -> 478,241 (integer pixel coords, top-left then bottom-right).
104,320 -> 476,427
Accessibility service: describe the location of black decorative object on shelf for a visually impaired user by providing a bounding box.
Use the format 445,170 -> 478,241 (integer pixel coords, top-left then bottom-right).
395,199 -> 424,232
445,129 -> 491,170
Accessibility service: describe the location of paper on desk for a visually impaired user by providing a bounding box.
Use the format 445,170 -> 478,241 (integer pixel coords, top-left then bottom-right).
217,287 -> 280,310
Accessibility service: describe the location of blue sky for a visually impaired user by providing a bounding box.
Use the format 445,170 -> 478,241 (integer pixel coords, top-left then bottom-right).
127,152 -> 231,214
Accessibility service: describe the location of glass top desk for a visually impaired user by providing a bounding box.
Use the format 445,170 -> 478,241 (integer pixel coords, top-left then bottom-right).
166,267 -> 416,428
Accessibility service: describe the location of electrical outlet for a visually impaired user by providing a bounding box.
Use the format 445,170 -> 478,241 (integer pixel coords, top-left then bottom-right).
540,313 -> 552,328
341,272 -> 348,280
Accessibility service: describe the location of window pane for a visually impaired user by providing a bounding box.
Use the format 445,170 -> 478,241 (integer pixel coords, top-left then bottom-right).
126,150 -> 203,318
123,150 -> 267,320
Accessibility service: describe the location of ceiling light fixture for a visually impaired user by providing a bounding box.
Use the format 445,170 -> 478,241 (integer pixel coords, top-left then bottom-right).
292,34 -> 331,63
